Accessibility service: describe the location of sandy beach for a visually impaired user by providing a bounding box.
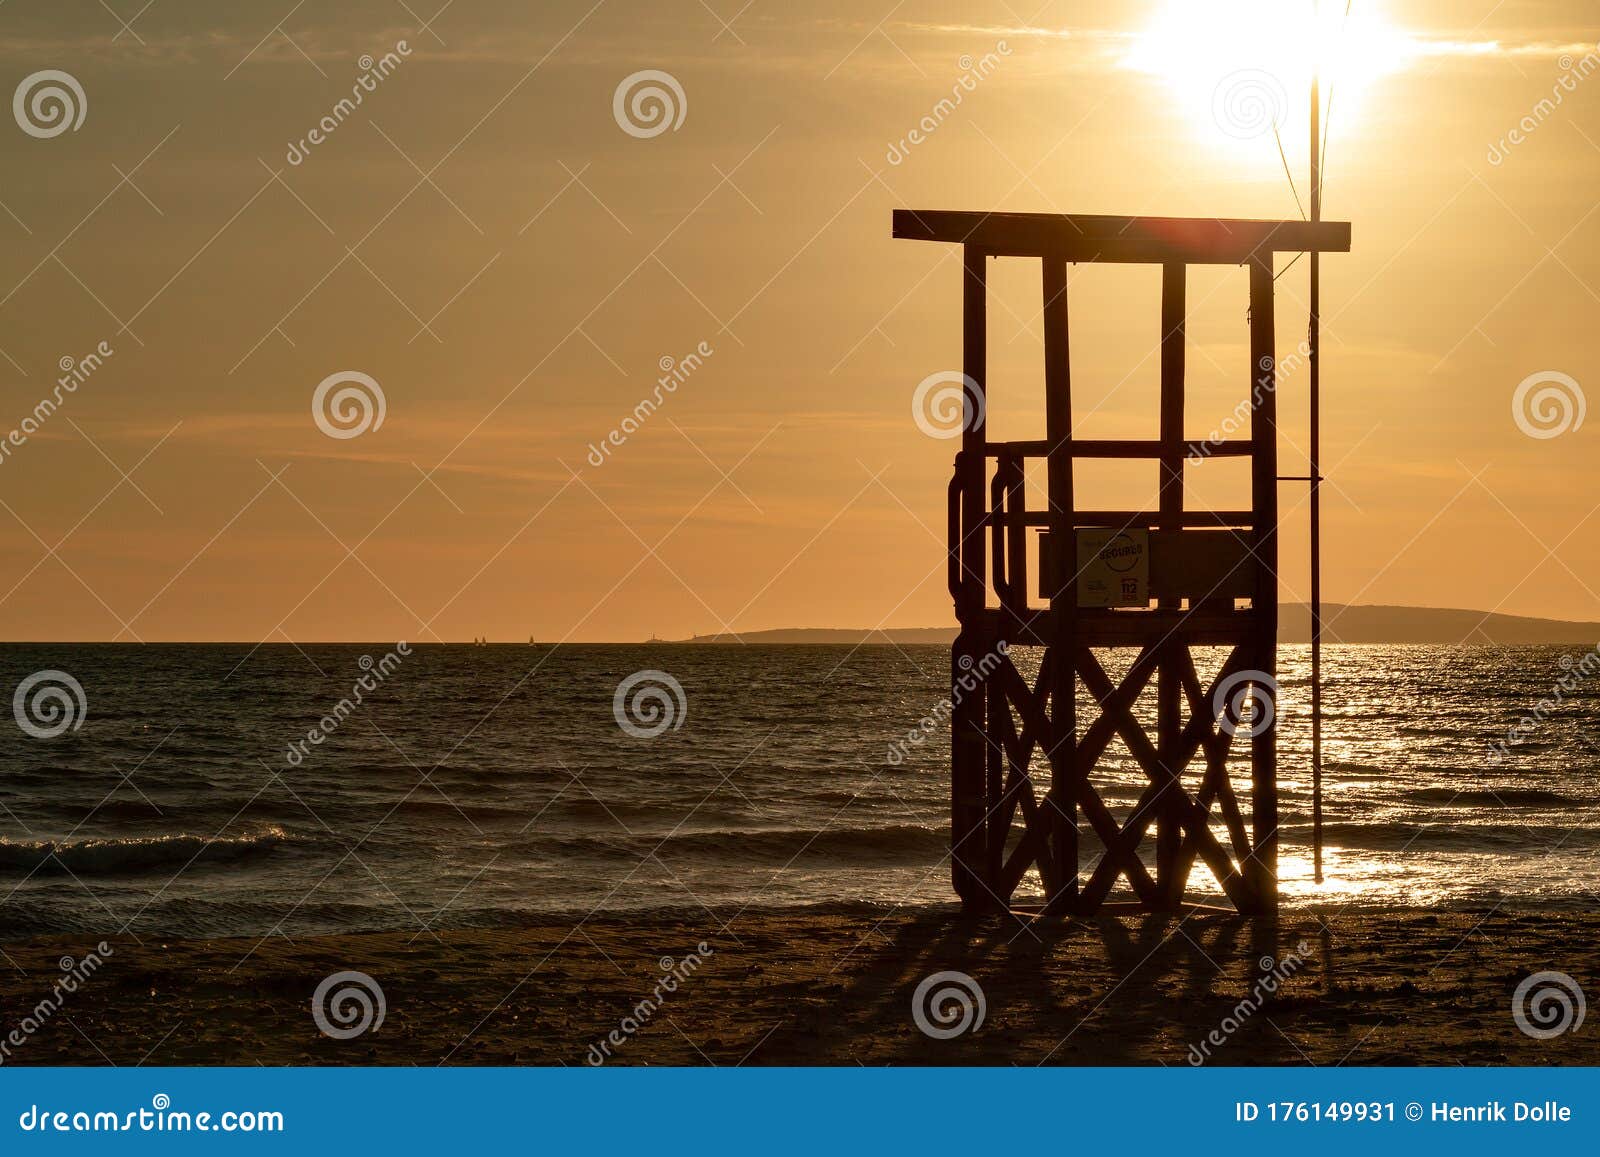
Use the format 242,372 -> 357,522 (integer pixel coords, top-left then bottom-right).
1,906 -> 1593,1066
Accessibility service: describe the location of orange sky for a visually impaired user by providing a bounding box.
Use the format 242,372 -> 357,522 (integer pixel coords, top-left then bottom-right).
0,0 -> 1597,642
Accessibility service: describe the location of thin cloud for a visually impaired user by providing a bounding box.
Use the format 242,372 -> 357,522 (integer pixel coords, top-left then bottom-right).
893,21 -> 1599,63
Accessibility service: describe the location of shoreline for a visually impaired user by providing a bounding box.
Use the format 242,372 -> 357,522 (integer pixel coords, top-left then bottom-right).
1,905 -> 1594,1066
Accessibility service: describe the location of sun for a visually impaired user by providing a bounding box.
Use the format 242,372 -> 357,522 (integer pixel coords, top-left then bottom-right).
1124,0 -> 1414,149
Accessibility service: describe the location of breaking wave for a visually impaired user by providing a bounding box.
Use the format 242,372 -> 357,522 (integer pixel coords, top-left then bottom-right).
0,828 -> 295,875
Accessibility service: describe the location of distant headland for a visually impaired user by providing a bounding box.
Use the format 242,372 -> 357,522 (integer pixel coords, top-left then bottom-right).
663,604 -> 1600,646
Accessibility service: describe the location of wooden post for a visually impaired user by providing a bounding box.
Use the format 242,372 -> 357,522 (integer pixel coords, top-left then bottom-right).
1041,258 -> 1077,913
951,244 -> 990,911
1156,262 -> 1185,908
985,661 -> 1008,889
1158,264 -> 1186,522
1005,458 -> 1026,619
1246,256 -> 1279,917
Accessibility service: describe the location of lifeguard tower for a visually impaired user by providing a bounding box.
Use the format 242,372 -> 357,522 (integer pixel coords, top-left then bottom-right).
895,210 -> 1350,917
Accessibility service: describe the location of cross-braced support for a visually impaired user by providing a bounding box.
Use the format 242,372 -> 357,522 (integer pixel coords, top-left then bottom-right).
957,636 -> 1274,915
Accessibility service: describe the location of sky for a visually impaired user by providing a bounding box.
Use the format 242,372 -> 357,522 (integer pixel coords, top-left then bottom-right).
0,0 -> 1597,642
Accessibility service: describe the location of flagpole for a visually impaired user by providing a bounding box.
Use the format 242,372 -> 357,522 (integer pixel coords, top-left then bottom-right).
1309,2 -> 1325,885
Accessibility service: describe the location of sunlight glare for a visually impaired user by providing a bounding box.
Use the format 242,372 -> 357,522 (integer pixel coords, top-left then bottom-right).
1124,0 -> 1414,148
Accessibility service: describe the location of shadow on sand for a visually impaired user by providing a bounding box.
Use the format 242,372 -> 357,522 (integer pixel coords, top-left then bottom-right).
750,909 -> 1328,1065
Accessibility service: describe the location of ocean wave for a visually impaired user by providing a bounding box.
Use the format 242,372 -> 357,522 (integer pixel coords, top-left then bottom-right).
389,799 -> 522,823
1400,787 -> 1576,807
1326,761 -> 1392,776
536,797 -> 753,825
515,823 -> 946,866
0,828 -> 295,876
1308,822 -> 1600,852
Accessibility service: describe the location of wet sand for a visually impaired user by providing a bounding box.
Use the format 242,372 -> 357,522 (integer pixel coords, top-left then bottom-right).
1,906 -> 1594,1065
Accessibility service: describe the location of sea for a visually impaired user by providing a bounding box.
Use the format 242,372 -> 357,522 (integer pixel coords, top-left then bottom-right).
1,643 -> 1596,941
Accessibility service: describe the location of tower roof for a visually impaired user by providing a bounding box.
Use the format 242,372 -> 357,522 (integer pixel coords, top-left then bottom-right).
892,210 -> 1350,264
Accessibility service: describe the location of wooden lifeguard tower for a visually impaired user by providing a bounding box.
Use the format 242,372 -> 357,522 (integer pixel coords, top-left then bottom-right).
895,210 -> 1350,917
